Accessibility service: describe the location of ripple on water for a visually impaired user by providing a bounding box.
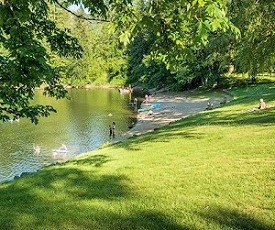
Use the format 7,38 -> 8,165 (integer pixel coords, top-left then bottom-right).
2,149 -> 66,183
0,89 -> 135,183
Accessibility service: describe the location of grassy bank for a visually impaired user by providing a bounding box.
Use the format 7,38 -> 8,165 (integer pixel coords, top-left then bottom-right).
0,84 -> 274,230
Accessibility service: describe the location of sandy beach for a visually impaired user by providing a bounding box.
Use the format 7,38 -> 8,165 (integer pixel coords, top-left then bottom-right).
119,91 -> 229,140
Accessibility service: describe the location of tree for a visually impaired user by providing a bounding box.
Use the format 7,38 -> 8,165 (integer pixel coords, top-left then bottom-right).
123,0 -> 274,89
0,0 -> 240,123
118,0 -> 239,89
112,0 -> 239,69
0,0 -> 82,123
229,0 -> 275,79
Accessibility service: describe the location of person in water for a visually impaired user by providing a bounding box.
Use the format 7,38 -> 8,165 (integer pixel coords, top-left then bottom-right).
109,122 -> 116,139
33,145 -> 40,155
59,144 -> 67,151
111,122 -> 116,138
109,124 -> 113,139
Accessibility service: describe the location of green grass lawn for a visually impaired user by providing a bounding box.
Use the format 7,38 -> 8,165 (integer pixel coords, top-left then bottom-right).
0,84 -> 275,230
220,72 -> 275,87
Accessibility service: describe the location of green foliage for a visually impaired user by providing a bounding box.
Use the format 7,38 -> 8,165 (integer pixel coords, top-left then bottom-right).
230,1 -> 275,76
126,30 -> 173,88
0,0 -> 129,122
37,2 -> 127,88
51,6 -> 128,87
115,0 -> 274,90
0,0 -> 274,123
113,0 -> 239,70
0,0 -> 82,123
109,0 -> 243,90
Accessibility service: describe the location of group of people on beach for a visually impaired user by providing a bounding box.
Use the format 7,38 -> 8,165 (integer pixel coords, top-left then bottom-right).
144,94 -> 152,104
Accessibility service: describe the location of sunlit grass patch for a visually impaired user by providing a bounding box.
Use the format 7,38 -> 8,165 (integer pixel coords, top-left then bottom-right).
0,84 -> 275,229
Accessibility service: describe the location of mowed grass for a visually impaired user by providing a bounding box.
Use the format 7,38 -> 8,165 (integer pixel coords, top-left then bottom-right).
0,84 -> 275,230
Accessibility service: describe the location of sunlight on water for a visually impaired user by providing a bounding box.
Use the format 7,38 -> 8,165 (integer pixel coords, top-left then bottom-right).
0,88 -> 136,183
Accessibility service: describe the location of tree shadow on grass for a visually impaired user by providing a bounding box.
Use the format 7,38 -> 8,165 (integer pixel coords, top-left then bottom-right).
0,166 -> 133,228
0,167 -> 189,229
111,211 -> 191,230
1,206 -> 191,229
114,100 -> 275,151
172,109 -> 275,129
112,128 -> 201,152
168,84 -> 275,129
113,139 -> 143,151
69,154 -> 110,167
198,206 -> 274,230
115,129 -> 205,151
35,167 -> 131,200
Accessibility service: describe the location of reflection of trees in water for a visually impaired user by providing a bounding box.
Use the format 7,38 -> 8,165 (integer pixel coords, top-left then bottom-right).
0,89 -> 135,183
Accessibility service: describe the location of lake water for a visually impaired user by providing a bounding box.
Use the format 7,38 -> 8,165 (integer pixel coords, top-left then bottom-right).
0,88 -> 136,183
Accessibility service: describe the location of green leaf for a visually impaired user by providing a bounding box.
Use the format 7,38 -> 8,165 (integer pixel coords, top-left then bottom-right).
186,3 -> 191,12
210,19 -> 221,31
198,0 -> 205,7
119,31 -> 131,46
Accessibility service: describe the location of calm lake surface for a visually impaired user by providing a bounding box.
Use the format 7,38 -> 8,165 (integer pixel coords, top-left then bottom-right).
0,88 -> 136,183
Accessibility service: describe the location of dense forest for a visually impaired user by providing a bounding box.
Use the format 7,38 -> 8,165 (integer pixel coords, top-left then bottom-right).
51,0 -> 274,90
0,0 -> 274,122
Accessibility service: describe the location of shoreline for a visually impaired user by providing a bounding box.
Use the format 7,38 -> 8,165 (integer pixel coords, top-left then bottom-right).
4,91 -> 229,184
117,91 -> 229,141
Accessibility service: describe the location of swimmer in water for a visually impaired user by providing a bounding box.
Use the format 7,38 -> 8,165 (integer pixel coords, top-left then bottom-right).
33,145 -> 41,155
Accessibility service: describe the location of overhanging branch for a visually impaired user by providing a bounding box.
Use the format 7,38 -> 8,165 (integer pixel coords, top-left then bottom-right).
53,0 -> 111,23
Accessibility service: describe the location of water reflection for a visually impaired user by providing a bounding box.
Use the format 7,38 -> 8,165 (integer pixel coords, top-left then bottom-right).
0,88 -> 135,183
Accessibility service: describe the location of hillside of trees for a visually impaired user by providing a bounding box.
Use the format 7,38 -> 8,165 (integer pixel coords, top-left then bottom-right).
0,0 -> 274,122
50,0 -> 275,90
